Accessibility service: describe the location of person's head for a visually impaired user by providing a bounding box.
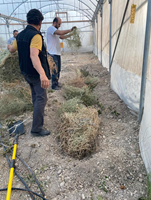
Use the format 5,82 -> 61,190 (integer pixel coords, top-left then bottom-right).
13,30 -> 18,38
27,9 -> 44,30
53,17 -> 61,29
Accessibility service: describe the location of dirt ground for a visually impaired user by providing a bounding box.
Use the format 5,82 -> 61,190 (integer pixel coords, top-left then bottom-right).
0,53 -> 148,200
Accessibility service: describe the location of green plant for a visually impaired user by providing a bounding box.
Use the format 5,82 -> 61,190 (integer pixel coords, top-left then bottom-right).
63,85 -> 98,106
60,98 -> 83,113
111,110 -> 120,116
98,178 -> 108,193
80,69 -> 90,77
97,195 -> 104,200
0,87 -> 33,120
98,110 -> 102,115
147,173 -> 151,200
84,76 -> 99,90
65,28 -> 82,51
98,103 -> 105,110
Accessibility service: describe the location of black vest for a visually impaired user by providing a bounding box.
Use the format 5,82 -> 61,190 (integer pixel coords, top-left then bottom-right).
16,25 -> 50,79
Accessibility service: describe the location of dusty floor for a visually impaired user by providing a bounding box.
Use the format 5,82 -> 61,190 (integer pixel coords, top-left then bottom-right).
0,53 -> 148,200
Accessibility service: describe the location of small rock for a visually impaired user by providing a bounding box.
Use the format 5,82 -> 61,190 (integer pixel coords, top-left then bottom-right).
58,170 -> 62,175
82,194 -> 85,199
139,178 -> 143,183
120,185 -> 125,189
60,182 -> 65,187
45,146 -> 50,151
31,143 -> 36,148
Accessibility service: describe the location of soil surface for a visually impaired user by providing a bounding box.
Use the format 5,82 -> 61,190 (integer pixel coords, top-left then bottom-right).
0,53 -> 148,200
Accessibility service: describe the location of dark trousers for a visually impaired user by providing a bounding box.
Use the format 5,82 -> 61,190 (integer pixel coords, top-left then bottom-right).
24,75 -> 47,132
50,55 -> 61,89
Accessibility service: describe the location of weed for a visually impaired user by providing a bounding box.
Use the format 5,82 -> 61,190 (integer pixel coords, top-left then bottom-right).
80,69 -> 90,77
111,110 -> 120,116
65,28 -> 82,51
84,76 -> 99,90
108,105 -> 113,110
40,165 -> 47,172
23,173 -> 35,187
98,178 -> 108,193
63,85 -> 98,106
97,195 -> 104,200
0,87 -> 33,120
59,98 -> 83,114
98,103 -> 105,110
98,110 -> 102,115
147,173 -> 151,200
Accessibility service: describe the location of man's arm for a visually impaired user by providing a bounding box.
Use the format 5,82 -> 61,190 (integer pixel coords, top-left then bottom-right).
7,44 -> 16,53
54,29 -> 71,36
30,47 -> 49,89
54,26 -> 77,36
60,33 -> 73,40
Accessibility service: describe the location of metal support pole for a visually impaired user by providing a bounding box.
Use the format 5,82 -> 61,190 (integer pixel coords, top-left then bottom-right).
93,22 -> 95,54
139,0 -> 151,122
100,4 -> 103,64
109,0 -> 112,74
6,19 -> 11,38
96,15 -> 98,57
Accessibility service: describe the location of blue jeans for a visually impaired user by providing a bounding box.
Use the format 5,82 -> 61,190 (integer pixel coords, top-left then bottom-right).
24,75 -> 47,132
50,55 -> 61,89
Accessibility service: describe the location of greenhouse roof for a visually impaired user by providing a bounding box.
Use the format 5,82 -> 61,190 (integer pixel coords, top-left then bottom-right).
0,0 -> 103,25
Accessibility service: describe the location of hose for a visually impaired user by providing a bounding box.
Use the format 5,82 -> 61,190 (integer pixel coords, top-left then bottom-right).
0,140 -> 35,200
0,188 -> 48,200
16,154 -> 45,197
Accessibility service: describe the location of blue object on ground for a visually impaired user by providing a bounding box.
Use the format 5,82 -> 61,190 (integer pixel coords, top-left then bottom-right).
8,120 -> 25,136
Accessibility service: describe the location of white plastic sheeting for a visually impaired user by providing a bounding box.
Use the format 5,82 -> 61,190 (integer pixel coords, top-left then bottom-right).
93,0 -> 151,173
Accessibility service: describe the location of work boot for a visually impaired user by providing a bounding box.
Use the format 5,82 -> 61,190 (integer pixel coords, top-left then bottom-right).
31,129 -> 50,137
52,86 -> 61,90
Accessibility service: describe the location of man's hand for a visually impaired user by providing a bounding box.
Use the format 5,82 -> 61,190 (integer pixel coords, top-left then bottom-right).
40,73 -> 49,89
30,47 -> 50,89
7,44 -> 16,53
71,26 -> 77,31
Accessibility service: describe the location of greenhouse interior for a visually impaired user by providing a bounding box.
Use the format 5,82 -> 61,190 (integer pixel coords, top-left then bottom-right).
0,0 -> 151,200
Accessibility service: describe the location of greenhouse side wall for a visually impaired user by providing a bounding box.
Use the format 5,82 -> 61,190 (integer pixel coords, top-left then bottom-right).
93,0 -> 151,173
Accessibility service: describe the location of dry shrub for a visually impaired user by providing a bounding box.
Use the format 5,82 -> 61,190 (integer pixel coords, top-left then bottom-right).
47,53 -> 57,75
59,107 -> 100,159
0,52 -> 22,82
65,28 -> 82,51
59,98 -> 84,114
80,69 -> 90,77
0,49 -> 10,65
63,85 -> 98,106
0,86 -> 32,120
84,76 -> 99,90
69,77 -> 87,88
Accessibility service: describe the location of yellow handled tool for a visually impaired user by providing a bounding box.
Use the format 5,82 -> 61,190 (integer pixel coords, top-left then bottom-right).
6,135 -> 18,200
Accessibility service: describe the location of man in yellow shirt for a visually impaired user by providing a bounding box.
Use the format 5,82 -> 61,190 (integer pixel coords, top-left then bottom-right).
8,9 -> 51,137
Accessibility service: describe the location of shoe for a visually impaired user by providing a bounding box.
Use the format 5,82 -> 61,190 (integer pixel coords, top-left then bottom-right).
57,83 -> 63,88
52,86 -> 61,90
31,129 -> 50,137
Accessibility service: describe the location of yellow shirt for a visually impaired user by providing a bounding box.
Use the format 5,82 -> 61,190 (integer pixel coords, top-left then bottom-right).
12,34 -> 42,51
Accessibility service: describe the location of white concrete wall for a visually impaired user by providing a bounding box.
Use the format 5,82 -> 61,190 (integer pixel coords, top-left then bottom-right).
93,0 -> 151,173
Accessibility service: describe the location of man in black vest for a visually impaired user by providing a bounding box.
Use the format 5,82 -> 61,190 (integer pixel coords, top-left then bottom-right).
8,9 -> 51,137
